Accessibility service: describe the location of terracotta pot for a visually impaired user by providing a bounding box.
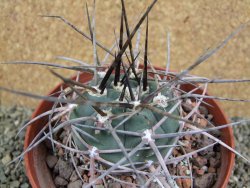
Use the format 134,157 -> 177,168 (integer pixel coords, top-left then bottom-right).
24,69 -> 234,188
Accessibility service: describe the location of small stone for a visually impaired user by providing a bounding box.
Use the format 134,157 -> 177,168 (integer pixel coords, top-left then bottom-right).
149,182 -> 162,188
175,178 -> 183,188
54,176 -> 68,186
198,137 -> 215,155
121,176 -> 136,188
10,180 -> 20,188
199,106 -> 208,116
199,118 -> 208,128
182,103 -> 192,113
83,174 -> 89,182
208,167 -> 216,173
183,134 -> 191,141
177,165 -> 189,176
46,154 -> 58,168
0,168 -> 7,183
182,140 -> 192,149
182,178 -> 192,188
67,180 -> 82,188
108,182 -> 122,188
95,185 -> 105,188
173,149 -> 180,156
1,153 -> 12,165
54,158 -> 63,174
1,184 -> 7,188
206,114 -> 213,121
125,176 -> 133,183
195,168 -> 205,176
201,165 -> 208,172
59,161 -> 74,180
70,171 -> 79,182
194,173 -> 216,188
20,183 -> 29,188
192,156 -> 207,167
209,157 -> 220,168
54,158 -> 74,180
58,148 -> 64,157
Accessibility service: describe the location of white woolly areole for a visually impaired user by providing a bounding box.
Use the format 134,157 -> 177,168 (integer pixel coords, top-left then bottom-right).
141,86 -> 149,96
95,109 -> 112,128
132,100 -> 141,109
89,146 -> 98,158
97,71 -> 106,78
129,68 -> 139,79
96,114 -> 110,124
153,93 -> 169,108
113,82 -> 137,99
88,86 -> 107,97
68,104 -> 78,110
112,82 -> 123,92
142,129 -> 154,143
146,160 -> 154,167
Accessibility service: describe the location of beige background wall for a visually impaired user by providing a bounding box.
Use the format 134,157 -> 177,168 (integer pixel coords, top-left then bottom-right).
1,0 -> 250,117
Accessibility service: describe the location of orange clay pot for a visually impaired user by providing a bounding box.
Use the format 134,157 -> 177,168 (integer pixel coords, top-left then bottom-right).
24,68 -> 234,188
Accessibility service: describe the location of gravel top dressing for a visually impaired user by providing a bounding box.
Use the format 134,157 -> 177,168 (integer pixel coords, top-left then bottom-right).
0,106 -> 249,187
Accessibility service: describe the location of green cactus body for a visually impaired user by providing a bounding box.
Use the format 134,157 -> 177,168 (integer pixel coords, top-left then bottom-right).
70,75 -> 180,164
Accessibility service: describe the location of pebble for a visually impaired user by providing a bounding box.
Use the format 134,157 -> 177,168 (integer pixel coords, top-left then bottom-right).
209,157 -> 220,168
108,182 -> 122,188
67,180 -> 82,188
10,180 -> 20,188
208,167 -> 216,173
95,185 -> 105,188
175,178 -> 182,188
0,168 -> 7,183
192,156 -> 207,168
1,153 -> 12,165
198,106 -> 208,116
70,171 -> 79,182
198,118 -> 208,128
54,176 -> 68,186
20,183 -> 29,188
194,173 -> 216,188
182,178 -> 192,188
57,159 -> 74,180
195,168 -> 206,176
46,155 -> 58,168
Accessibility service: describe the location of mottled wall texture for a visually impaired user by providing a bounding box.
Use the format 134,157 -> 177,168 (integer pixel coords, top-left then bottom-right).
1,0 -> 250,117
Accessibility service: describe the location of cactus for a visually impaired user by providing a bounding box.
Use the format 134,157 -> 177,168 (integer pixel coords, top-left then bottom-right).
70,75 -> 180,164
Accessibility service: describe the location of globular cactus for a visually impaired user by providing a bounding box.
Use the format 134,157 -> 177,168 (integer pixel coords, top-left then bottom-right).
70,75 -> 180,164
